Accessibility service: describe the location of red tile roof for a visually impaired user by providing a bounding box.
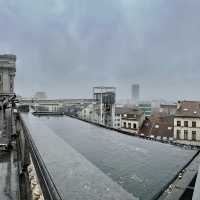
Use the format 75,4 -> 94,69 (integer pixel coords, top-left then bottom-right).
139,113 -> 174,137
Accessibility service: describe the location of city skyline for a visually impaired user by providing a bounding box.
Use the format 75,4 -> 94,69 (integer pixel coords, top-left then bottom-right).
0,1 -> 200,101
1,1 -> 200,198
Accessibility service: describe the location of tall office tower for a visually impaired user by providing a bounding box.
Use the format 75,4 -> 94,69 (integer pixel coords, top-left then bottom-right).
131,84 -> 140,104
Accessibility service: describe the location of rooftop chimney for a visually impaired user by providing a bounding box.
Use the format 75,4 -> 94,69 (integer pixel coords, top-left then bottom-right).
177,101 -> 181,110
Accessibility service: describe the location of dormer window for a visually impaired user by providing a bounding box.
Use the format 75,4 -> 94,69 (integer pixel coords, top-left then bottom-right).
155,124 -> 159,128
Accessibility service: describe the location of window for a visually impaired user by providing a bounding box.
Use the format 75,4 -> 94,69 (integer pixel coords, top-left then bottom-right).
177,121 -> 181,127
184,121 -> 188,127
117,123 -> 120,127
123,122 -> 126,128
177,130 -> 181,139
10,74 -> 14,92
192,131 -> 196,141
128,123 -> 131,129
133,123 -> 137,129
184,130 -> 188,140
192,121 -> 196,128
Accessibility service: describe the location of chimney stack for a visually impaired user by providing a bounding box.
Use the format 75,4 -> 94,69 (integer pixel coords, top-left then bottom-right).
177,101 -> 181,110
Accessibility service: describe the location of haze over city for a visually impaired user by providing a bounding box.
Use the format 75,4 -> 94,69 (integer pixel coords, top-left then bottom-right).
0,0 -> 200,100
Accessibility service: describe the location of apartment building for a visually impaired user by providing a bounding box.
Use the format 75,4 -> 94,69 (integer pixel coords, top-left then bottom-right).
174,101 -> 200,146
114,107 -> 144,133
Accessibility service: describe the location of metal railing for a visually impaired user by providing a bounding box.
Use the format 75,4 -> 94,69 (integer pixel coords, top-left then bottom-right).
19,114 -> 63,200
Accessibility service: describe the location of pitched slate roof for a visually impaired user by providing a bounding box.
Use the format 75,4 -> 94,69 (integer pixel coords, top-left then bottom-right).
115,107 -> 143,116
175,101 -> 200,118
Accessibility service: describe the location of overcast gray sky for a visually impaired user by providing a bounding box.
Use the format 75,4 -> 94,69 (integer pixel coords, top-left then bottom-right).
0,0 -> 200,101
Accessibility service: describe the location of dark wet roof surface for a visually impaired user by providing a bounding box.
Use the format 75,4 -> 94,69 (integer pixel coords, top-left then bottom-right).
23,114 -> 137,200
22,113 -> 197,200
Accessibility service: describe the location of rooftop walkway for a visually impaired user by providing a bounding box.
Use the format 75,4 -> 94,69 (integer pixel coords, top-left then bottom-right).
0,109 -> 19,200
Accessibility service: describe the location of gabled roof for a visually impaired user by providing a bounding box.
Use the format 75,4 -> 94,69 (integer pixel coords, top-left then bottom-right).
175,101 -> 200,118
139,113 -> 174,137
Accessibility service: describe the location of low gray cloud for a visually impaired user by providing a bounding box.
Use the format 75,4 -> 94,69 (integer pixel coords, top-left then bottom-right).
0,0 -> 200,101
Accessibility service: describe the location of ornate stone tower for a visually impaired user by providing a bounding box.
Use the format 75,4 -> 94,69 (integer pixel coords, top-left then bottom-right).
0,54 -> 16,96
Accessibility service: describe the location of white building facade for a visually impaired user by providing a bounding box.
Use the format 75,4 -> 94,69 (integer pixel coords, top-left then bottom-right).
78,104 -> 95,122
174,117 -> 200,146
114,113 -> 122,129
114,107 -> 145,133
121,112 -> 145,134
174,101 -> 200,146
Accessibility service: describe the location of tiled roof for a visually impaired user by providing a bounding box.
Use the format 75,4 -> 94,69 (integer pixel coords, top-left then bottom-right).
175,101 -> 200,118
115,107 -> 143,116
139,113 -> 174,137
160,104 -> 177,108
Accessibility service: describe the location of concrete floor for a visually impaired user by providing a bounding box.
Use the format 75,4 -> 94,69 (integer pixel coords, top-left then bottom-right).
0,109 -> 19,200
0,151 -> 18,200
